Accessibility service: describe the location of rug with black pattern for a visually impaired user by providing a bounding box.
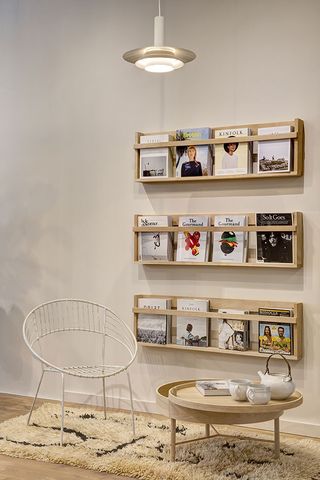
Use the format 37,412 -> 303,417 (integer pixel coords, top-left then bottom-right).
0,403 -> 319,480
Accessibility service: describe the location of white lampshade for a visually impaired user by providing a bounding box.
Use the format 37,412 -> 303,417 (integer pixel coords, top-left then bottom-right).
123,2 -> 196,73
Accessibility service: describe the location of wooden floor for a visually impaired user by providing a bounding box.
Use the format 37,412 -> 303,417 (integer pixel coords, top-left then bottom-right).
0,393 -> 133,480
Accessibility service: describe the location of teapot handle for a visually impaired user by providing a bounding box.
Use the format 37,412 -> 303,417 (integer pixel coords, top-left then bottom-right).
264,353 -> 292,381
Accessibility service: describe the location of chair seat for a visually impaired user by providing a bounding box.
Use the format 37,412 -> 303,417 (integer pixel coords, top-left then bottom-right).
49,364 -> 126,378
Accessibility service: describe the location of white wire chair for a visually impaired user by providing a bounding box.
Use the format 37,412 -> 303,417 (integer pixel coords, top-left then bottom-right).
23,299 -> 137,446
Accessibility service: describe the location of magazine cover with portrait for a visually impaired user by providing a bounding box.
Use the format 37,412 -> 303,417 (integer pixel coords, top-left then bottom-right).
175,128 -> 213,177
218,311 -> 250,351
256,213 -> 293,263
258,322 -> 292,355
176,317 -> 208,347
214,128 -> 251,176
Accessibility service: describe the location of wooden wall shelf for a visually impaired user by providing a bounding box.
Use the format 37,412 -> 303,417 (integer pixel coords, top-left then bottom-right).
134,119 -> 304,183
133,294 -> 303,360
133,212 -> 303,269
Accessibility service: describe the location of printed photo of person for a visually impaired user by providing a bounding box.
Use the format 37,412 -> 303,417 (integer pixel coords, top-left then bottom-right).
272,325 -> 291,354
222,137 -> 239,170
260,231 -> 293,263
181,146 -> 203,177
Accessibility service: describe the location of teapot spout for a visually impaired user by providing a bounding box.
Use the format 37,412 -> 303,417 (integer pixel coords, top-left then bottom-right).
257,370 -> 264,380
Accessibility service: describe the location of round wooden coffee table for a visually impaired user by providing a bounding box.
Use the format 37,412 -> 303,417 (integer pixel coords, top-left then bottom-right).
156,380 -> 303,461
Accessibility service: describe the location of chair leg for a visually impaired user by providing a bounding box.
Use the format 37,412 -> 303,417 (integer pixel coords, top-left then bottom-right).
102,377 -> 107,420
126,371 -> 135,437
27,370 -> 45,426
60,373 -> 65,446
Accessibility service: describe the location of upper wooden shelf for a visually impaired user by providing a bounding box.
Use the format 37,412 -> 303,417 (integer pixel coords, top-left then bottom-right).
134,118 -> 304,183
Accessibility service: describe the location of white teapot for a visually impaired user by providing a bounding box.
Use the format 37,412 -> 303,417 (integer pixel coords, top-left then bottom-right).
258,353 -> 295,400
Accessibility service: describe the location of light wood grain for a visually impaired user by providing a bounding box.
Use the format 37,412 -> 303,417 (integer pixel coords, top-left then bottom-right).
135,119 -> 304,182
133,211 -> 303,269
168,382 -> 302,414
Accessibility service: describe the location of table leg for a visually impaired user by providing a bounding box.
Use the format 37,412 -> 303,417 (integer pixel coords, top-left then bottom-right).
170,418 -> 176,462
274,417 -> 280,459
205,424 -> 210,437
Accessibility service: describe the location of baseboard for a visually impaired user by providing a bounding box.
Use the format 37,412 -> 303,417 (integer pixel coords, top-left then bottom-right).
64,391 -> 320,438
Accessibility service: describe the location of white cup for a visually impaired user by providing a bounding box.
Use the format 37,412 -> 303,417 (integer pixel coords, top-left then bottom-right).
246,384 -> 271,405
229,379 -> 251,401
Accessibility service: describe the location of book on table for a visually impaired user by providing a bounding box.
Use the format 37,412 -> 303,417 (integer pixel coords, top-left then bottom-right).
258,125 -> 292,173
214,127 -> 251,176
218,309 -> 250,351
139,134 -> 173,179
176,215 -> 210,262
175,127 -> 213,177
138,215 -> 173,261
137,297 -> 172,344
212,215 -> 248,263
176,298 -> 209,347
256,213 -> 293,263
196,380 -> 230,396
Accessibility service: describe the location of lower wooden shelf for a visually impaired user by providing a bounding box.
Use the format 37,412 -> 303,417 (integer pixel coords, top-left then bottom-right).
133,294 -> 303,361
137,342 -> 299,361
135,260 -> 298,268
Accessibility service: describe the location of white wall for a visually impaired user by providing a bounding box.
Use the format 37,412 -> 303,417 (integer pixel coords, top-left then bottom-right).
0,0 -> 320,436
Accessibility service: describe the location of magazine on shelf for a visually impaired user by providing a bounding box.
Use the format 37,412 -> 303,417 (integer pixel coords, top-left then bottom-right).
258,321 -> 292,355
212,215 -> 248,263
218,309 -> 250,351
176,215 -> 210,262
175,128 -> 213,177
258,125 -> 292,173
214,127 -> 251,176
256,213 -> 293,263
139,134 -> 173,178
138,215 -> 173,261
258,307 -> 292,317
176,298 -> 209,347
137,297 -> 172,344
196,380 -> 230,396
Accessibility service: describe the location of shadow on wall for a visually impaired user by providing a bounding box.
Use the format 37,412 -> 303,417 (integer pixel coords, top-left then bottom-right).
0,304 -> 35,392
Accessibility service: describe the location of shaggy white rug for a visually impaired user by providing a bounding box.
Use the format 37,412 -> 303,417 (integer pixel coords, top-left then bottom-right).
0,403 -> 320,480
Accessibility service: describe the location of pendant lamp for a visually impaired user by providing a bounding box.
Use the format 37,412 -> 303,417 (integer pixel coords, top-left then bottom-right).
122,0 -> 196,73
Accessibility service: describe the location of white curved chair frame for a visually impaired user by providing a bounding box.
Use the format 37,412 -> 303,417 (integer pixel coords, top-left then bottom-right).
23,299 -> 137,446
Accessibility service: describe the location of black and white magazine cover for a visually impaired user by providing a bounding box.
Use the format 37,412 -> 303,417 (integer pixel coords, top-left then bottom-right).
256,213 -> 293,263
137,298 -> 171,344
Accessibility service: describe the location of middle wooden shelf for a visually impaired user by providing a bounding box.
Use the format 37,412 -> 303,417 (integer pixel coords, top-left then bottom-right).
133,212 -> 303,269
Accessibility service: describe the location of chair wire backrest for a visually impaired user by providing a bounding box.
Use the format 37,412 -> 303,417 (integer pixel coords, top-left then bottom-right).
23,299 -> 137,374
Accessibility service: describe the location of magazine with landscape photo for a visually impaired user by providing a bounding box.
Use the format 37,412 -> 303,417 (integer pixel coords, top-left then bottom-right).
175,128 -> 213,177
256,213 -> 293,263
137,298 -> 171,344
176,298 -> 209,347
258,125 -> 292,173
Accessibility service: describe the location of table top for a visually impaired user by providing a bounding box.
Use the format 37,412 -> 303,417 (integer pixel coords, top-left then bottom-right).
168,381 -> 303,414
